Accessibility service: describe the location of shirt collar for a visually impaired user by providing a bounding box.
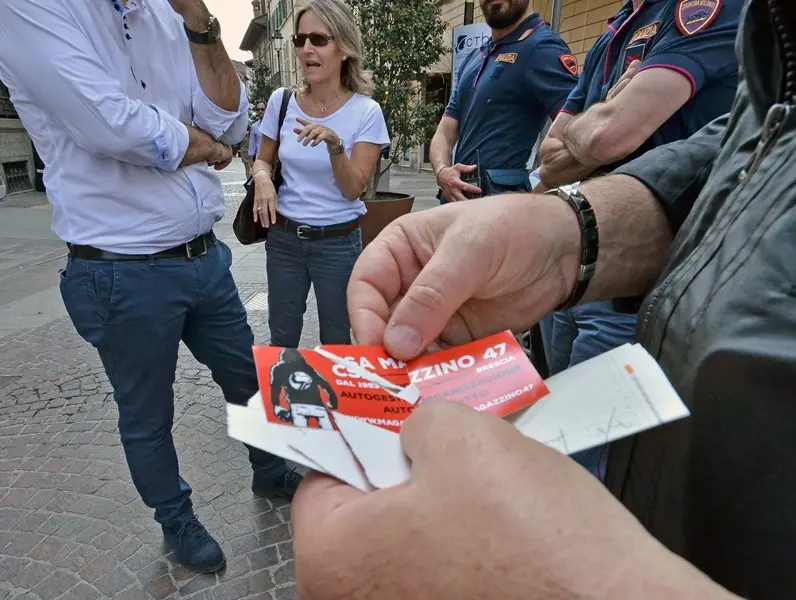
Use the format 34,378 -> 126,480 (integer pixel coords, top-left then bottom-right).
608,0 -> 664,27
109,0 -> 144,17
490,12 -> 544,47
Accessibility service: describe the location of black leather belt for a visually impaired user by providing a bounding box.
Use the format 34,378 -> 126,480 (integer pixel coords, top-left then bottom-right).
274,214 -> 359,241
67,231 -> 216,261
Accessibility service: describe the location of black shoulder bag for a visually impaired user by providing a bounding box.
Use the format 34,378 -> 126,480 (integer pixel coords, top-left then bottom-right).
233,88 -> 294,245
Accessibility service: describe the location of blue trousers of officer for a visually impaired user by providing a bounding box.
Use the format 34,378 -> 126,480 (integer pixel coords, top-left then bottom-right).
541,300 -> 639,480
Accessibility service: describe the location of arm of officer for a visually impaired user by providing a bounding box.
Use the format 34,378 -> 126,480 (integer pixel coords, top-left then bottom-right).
430,116 -> 460,177
538,112 -> 599,189
0,0 -> 223,170
562,0 -> 741,167
171,1 -> 250,145
537,42 -> 599,188
560,67 -> 693,167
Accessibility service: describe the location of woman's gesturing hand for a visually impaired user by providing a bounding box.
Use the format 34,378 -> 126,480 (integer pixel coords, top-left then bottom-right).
294,118 -> 341,148
252,169 -> 278,226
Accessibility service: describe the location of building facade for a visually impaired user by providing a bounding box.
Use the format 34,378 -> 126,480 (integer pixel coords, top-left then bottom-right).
240,0 -> 305,92
0,80 -> 35,198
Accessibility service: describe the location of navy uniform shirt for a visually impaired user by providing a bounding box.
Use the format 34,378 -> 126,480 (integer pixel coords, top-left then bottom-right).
446,13 -> 578,171
562,0 -> 742,169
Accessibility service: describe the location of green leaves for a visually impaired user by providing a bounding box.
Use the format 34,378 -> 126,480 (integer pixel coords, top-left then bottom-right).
248,60 -> 276,122
347,0 -> 447,187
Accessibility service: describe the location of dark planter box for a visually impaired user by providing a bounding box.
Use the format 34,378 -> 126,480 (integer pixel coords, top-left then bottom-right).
360,192 -> 415,247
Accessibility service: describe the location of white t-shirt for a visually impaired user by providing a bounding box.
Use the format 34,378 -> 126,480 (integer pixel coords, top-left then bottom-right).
260,88 -> 390,227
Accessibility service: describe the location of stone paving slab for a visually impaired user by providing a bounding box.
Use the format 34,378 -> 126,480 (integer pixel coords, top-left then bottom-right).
0,161 -> 440,599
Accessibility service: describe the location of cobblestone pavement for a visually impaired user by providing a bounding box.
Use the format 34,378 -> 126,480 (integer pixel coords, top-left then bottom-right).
0,161 -> 438,600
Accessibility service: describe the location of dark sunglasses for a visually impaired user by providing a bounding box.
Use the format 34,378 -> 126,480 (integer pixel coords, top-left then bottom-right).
257,107 -> 266,111
291,33 -> 335,48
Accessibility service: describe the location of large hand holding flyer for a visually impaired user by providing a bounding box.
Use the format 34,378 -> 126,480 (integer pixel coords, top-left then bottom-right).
227,331 -> 690,492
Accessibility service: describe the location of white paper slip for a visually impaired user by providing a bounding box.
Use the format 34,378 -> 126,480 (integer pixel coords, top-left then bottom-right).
510,343 -> 690,455
332,412 -> 411,489
287,426 -> 374,493
227,393 -> 328,474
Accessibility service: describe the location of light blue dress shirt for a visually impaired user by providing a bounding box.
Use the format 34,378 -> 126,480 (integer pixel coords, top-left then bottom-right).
0,0 -> 249,254
248,119 -> 264,159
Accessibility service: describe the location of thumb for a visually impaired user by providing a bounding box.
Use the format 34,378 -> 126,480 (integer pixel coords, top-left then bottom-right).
457,163 -> 478,173
400,402 -> 478,465
401,402 -> 515,477
382,233 -> 487,359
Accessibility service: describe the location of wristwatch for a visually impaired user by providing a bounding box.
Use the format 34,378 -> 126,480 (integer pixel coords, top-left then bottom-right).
184,14 -> 221,45
328,141 -> 345,156
545,183 -> 599,309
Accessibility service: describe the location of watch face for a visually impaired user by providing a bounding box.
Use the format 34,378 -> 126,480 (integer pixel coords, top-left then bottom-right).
209,15 -> 221,39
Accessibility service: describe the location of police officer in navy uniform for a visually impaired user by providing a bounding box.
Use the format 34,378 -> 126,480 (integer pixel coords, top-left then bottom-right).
430,0 -> 578,204
536,0 -> 743,478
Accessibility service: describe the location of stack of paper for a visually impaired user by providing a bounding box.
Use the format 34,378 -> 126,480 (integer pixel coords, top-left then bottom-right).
227,332 -> 689,492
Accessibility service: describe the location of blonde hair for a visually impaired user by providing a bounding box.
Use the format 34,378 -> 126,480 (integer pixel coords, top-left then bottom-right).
295,0 -> 373,96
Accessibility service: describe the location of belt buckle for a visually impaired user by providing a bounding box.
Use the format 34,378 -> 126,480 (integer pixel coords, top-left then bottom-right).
186,236 -> 208,260
296,225 -> 312,240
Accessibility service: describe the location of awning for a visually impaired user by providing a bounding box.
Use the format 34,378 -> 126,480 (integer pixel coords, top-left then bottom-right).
239,15 -> 270,52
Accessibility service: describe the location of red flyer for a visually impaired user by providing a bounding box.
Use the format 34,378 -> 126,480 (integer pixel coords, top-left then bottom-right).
252,331 -> 549,435
406,330 -> 549,417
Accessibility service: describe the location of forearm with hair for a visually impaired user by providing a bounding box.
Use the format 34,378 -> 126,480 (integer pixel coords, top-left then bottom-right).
430,118 -> 459,176
430,131 -> 454,176
574,174 -> 673,303
330,152 -> 370,201
183,5 -> 240,112
180,126 -> 223,166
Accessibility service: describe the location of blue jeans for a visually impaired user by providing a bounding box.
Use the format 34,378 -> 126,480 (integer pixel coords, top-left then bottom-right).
540,300 -> 639,480
60,239 -> 283,526
266,225 -> 362,347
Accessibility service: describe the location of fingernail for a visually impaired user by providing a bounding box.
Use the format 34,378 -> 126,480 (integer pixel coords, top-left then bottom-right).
385,324 -> 423,357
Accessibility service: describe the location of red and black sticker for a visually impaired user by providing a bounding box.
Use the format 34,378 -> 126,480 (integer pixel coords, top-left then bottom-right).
622,41 -> 648,71
675,0 -> 723,36
559,53 -> 579,75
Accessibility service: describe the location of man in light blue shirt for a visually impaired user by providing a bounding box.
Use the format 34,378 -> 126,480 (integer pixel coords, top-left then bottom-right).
248,100 -> 266,167
0,0 -> 301,574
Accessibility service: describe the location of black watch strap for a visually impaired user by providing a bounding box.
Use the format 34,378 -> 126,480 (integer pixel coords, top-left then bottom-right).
183,15 -> 220,45
545,184 -> 599,309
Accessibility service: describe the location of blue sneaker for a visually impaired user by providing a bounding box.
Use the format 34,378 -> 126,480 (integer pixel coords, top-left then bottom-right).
162,515 -> 226,573
252,465 -> 303,500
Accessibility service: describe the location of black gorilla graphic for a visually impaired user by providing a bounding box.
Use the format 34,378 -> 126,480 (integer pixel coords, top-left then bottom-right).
269,348 -> 338,430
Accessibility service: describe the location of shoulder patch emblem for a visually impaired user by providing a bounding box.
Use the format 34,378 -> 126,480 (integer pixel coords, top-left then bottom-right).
628,21 -> 660,45
496,52 -> 518,64
675,0 -> 723,36
559,53 -> 579,76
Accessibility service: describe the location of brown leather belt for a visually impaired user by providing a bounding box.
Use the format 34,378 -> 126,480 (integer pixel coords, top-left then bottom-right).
67,231 -> 216,261
274,214 -> 359,241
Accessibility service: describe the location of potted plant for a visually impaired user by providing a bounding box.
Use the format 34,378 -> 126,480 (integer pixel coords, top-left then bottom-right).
347,0 -> 447,246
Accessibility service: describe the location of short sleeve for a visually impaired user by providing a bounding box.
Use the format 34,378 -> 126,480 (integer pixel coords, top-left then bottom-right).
444,48 -> 479,121
524,35 -> 580,118
444,85 -> 460,120
260,87 -> 286,141
640,0 -> 743,97
355,100 -> 390,149
561,39 -> 604,115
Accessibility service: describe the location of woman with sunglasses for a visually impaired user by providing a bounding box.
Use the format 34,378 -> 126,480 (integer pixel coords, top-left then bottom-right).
250,0 -> 389,348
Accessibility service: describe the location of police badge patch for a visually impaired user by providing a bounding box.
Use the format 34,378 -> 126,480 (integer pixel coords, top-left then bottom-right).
675,0 -> 723,36
559,53 -> 579,75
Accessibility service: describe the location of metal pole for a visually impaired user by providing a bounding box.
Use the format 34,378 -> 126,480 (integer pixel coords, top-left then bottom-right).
551,0 -> 563,32
464,1 -> 474,25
